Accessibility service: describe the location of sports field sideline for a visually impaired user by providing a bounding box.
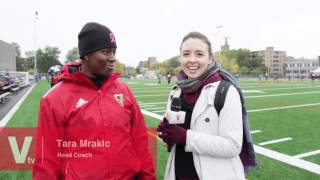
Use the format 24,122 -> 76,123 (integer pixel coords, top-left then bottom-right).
1,78 -> 320,179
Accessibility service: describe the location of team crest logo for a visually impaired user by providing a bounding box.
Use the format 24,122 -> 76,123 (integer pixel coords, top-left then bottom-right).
114,94 -> 124,107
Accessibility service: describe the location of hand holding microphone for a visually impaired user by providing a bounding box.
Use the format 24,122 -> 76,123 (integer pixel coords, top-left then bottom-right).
157,97 -> 187,152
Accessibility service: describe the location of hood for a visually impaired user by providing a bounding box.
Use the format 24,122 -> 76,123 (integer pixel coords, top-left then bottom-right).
59,61 -> 120,87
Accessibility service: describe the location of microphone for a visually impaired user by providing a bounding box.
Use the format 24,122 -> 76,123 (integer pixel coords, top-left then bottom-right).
166,97 -> 185,152
167,97 -> 185,125
171,97 -> 181,111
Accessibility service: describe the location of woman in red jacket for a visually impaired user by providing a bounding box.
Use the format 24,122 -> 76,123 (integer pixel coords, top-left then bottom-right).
33,22 -> 155,180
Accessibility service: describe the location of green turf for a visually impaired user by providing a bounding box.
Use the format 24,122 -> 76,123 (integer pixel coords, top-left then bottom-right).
245,93 -> 320,110
246,154 -> 320,180
156,142 -> 169,180
6,80 -> 50,127
249,107 -> 320,155
304,155 -> 320,165
0,170 -> 32,180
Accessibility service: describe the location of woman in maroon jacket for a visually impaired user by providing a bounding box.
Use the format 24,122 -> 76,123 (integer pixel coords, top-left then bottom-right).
33,22 -> 155,180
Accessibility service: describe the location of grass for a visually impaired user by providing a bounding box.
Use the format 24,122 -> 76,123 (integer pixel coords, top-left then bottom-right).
246,154 -> 320,180
304,155 -> 320,165
248,108 -> 320,155
6,80 -> 50,127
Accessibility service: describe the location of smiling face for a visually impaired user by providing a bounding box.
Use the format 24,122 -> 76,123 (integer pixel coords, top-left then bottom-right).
180,38 -> 212,79
83,48 -> 116,77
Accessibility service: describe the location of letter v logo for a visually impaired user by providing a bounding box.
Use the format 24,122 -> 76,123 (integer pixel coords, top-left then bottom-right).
177,114 -> 181,121
8,136 -> 33,164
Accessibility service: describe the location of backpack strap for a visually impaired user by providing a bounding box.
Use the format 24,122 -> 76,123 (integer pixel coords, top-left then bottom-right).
172,85 -> 178,90
214,80 -> 231,116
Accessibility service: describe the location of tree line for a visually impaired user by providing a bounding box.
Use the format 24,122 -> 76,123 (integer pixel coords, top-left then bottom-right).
13,43 -> 265,76
137,49 -> 265,76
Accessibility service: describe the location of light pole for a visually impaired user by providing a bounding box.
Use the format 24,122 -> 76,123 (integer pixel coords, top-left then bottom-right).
34,11 -> 38,82
216,25 -> 223,65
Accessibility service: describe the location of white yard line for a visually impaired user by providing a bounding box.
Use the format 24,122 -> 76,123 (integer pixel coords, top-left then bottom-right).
0,84 -> 36,127
294,150 -> 320,159
135,91 -> 320,98
250,130 -> 262,134
254,145 -> 320,175
139,102 -> 167,105
134,85 -> 320,94
152,110 -> 166,113
144,83 -> 161,86
134,89 -> 171,93
140,102 -> 320,113
144,107 -> 165,110
136,89 -> 264,94
259,137 -> 292,146
247,103 -> 320,113
241,84 -> 308,88
245,91 -> 320,99
242,90 -> 265,93
141,109 -> 320,175
135,94 -> 168,97
131,87 -> 172,90
139,104 -> 157,108
141,109 -> 163,120
256,85 -> 320,91
242,85 -> 300,89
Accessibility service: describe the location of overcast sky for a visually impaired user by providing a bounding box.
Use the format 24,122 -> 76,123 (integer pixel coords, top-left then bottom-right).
1,0 -> 319,67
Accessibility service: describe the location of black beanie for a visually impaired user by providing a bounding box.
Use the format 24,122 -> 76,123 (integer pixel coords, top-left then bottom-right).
78,22 -> 117,58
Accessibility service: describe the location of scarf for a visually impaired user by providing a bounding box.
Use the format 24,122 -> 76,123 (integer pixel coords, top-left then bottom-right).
176,61 -> 259,173
176,62 -> 220,93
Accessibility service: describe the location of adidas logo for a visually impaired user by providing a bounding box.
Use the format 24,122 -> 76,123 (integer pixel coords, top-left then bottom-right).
76,98 -> 88,108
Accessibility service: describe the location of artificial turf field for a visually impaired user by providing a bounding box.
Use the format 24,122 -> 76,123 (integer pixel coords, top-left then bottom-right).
1,78 -> 320,179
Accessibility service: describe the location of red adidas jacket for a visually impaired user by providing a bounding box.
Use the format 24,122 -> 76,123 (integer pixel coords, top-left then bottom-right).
33,62 -> 155,180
